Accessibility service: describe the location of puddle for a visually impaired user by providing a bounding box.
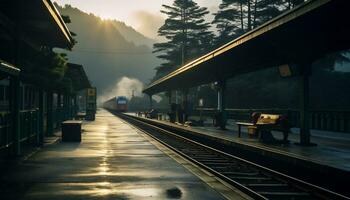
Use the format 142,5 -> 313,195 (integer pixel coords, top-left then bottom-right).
166,187 -> 182,199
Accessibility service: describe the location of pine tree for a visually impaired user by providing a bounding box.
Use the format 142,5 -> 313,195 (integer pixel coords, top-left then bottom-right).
153,0 -> 214,79
212,0 -> 304,47
212,0 -> 245,46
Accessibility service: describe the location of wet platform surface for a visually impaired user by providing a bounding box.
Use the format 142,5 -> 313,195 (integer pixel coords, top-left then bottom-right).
0,110 -> 227,200
128,113 -> 350,172
191,125 -> 350,171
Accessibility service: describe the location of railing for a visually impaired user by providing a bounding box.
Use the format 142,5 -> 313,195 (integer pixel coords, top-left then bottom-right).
192,108 -> 350,133
308,110 -> 350,133
0,109 -> 40,150
19,109 -> 39,143
0,112 -> 11,150
53,106 -> 77,129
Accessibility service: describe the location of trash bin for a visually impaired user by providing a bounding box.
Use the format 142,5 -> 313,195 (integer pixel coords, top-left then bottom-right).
61,120 -> 82,142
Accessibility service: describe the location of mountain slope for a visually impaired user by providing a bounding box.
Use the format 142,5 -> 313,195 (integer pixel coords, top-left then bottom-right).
112,20 -> 156,48
56,4 -> 160,96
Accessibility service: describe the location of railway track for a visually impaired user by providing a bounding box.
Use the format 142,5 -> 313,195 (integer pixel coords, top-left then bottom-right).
115,112 -> 349,200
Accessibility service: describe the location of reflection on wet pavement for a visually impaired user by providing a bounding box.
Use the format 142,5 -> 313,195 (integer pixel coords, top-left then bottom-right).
0,109 -> 225,200
166,187 -> 183,199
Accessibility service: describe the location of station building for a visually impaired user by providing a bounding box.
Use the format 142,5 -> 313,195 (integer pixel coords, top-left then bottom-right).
0,0 -> 94,156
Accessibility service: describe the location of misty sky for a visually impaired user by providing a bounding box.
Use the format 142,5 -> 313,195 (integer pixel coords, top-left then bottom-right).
54,0 -> 220,40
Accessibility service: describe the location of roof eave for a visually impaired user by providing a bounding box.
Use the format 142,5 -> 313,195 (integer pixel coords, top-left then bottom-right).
142,0 -> 332,95
43,0 -> 73,49
0,60 -> 20,76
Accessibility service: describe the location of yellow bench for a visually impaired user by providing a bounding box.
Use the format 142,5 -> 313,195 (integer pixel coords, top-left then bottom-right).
236,113 -> 289,142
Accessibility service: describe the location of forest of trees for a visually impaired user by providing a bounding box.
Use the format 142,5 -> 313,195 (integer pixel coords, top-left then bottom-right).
153,0 -> 306,79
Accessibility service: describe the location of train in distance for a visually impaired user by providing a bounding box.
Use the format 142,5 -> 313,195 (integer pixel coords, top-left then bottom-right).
103,96 -> 128,112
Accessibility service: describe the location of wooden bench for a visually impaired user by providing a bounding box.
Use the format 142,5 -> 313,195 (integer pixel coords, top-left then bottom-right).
236,113 -> 289,143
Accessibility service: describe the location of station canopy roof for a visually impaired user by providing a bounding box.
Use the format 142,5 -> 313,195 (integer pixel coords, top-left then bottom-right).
0,59 -> 20,77
0,0 -> 73,49
65,63 -> 91,91
143,0 -> 350,95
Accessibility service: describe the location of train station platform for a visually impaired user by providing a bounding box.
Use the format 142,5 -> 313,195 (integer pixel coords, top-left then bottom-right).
0,109 -> 246,200
126,113 -> 350,193
192,122 -> 350,171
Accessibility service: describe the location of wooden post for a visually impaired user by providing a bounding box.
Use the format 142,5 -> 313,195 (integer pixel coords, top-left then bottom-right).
10,76 -> 21,155
298,62 -> 314,146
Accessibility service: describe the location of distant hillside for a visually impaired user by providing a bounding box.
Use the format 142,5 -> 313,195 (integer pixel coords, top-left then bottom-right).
111,21 -> 156,48
55,4 -> 160,97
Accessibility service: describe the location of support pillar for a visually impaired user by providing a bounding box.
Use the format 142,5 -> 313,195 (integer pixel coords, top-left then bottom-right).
175,90 -> 179,122
217,80 -> 227,129
63,94 -> 68,120
149,94 -> 153,109
10,76 -> 20,156
57,93 -> 62,125
69,95 -> 73,119
298,63 -> 314,146
46,91 -> 53,136
70,95 -> 73,119
168,91 -> 172,105
175,90 -> 178,104
168,91 -> 176,123
73,95 -> 78,117
181,89 -> 189,122
217,80 -> 226,112
38,89 -> 44,145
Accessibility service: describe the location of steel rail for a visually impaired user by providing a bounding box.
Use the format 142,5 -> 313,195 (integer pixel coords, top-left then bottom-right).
116,112 -> 350,200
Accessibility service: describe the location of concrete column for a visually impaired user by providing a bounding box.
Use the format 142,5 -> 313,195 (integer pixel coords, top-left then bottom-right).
299,63 -> 312,145
10,76 -> 20,156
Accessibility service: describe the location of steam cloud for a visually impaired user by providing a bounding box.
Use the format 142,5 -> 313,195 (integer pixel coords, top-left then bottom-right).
98,76 -> 144,105
131,10 -> 164,40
